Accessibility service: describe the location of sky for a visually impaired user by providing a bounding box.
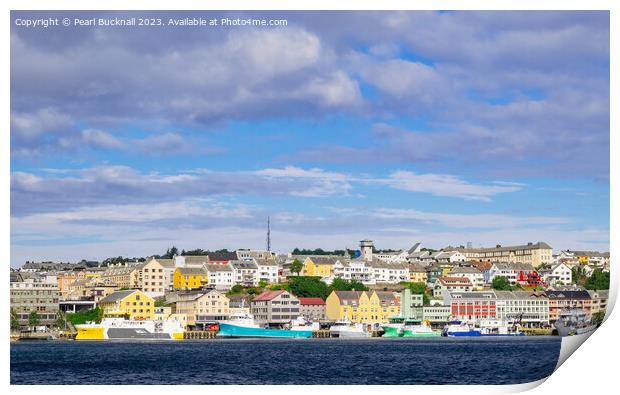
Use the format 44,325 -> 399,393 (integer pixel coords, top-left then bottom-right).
10,11 -> 610,266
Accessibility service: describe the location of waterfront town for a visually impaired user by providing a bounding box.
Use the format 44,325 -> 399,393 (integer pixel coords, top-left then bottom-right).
10,239 -> 610,340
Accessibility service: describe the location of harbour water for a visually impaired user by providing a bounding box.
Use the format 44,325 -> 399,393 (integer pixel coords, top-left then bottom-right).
11,337 -> 561,385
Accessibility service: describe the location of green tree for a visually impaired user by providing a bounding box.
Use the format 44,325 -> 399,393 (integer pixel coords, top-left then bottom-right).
229,284 -> 244,294
67,307 -> 103,325
28,310 -> 40,329
287,276 -> 331,299
258,280 -> 269,288
55,310 -> 68,330
164,246 -> 179,259
491,276 -> 512,291
592,311 -> 606,327
330,278 -> 369,292
571,266 -> 588,286
289,259 -> 303,276
154,298 -> 168,307
10,308 -> 20,332
268,284 -> 291,291
585,270 -> 610,290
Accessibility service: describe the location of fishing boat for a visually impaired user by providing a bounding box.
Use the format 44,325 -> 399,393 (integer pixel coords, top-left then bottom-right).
554,309 -> 596,337
402,319 -> 441,337
443,320 -> 481,337
381,316 -> 405,337
217,313 -> 313,338
329,321 -> 372,338
75,314 -> 185,341
443,319 -> 523,337
478,319 -> 524,336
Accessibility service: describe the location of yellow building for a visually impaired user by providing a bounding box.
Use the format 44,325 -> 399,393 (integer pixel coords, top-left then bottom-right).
175,290 -> 230,328
408,264 -> 428,283
325,290 -> 399,323
302,257 -> 339,277
173,267 -> 208,290
101,265 -> 139,289
98,290 -> 154,320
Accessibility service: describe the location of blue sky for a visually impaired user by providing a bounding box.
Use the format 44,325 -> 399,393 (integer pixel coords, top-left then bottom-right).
10,11 -> 610,266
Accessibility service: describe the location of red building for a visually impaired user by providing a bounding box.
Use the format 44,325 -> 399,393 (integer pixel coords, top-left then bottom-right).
517,270 -> 544,287
446,291 -> 497,322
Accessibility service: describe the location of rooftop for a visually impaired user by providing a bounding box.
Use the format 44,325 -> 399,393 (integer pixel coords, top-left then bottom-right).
299,297 -> 325,305
252,290 -> 287,301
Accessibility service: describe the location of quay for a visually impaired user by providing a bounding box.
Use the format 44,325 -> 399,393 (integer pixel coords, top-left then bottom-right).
521,328 -> 553,336
312,330 -> 330,338
183,330 -> 218,340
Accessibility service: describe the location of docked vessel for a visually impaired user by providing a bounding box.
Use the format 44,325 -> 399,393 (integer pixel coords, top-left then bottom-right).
402,319 -> 440,337
329,321 -> 372,338
554,309 -> 596,336
381,317 -> 405,337
217,313 -> 313,338
75,315 -> 185,341
443,320 -> 524,337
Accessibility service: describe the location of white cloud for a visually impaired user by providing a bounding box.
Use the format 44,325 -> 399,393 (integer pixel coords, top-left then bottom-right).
384,170 -> 523,201
254,166 -> 352,197
81,128 -> 125,150
370,207 -> 570,229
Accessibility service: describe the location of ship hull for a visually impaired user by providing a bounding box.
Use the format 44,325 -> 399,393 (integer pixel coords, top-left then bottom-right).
75,319 -> 184,341
381,326 -> 402,337
402,330 -> 441,337
446,331 -> 524,337
337,331 -> 371,338
554,322 -> 596,337
217,323 -> 312,338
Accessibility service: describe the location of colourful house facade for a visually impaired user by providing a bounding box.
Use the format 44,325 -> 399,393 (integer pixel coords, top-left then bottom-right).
173,267 -> 208,290
98,290 -> 155,320
302,257 -> 338,278
325,290 -> 399,323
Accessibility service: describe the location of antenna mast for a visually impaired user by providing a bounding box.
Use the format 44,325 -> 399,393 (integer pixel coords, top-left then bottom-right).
267,216 -> 271,252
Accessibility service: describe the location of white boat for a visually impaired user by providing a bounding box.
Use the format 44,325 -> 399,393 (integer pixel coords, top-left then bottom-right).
289,316 -> 320,331
329,321 -> 372,338
402,319 -> 440,337
443,319 -> 524,337
554,309 -> 596,336
76,316 -> 185,340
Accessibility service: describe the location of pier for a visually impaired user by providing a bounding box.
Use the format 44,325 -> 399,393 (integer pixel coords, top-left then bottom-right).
183,330 -> 218,340
312,330 -> 330,338
520,328 -> 553,336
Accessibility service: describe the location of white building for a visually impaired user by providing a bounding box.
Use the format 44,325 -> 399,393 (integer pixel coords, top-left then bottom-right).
203,263 -> 234,291
433,277 -> 473,299
448,266 -> 484,289
374,250 -> 409,263
539,262 -> 572,286
432,251 -> 466,264
254,258 -> 279,284
488,262 -> 535,285
370,260 -> 410,284
333,259 -> 375,285
230,260 -> 259,287
236,249 -> 275,261
494,291 -> 550,328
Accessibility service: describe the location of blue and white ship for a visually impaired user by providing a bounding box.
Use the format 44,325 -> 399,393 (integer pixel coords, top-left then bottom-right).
443,319 -> 524,337
217,313 -> 315,338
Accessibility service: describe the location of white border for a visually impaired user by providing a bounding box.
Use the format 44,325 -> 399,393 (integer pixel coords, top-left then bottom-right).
3,1 -> 618,394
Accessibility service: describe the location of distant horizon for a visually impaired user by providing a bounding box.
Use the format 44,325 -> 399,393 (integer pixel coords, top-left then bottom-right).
12,238 -> 610,268
11,11 -> 610,267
